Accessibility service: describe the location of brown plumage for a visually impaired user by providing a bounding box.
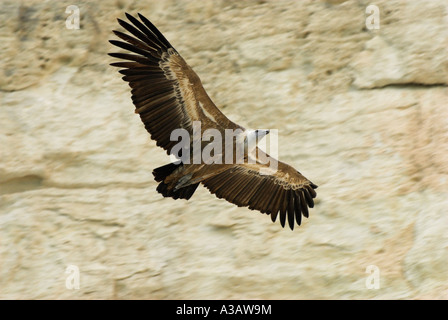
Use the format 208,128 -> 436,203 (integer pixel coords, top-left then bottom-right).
109,13 -> 318,230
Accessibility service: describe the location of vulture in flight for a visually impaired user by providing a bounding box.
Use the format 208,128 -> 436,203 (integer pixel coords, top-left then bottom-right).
109,13 -> 318,230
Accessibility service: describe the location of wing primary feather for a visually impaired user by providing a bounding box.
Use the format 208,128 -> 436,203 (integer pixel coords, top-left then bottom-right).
264,182 -> 282,214
110,61 -> 146,68
279,190 -> 289,228
122,72 -> 166,83
137,13 -> 174,50
265,185 -> 279,214
303,188 -> 315,208
112,30 -> 159,54
287,190 -> 295,230
131,84 -> 174,104
268,186 -> 283,222
257,181 -> 277,214
306,184 -> 317,198
125,13 -> 169,50
271,208 -> 279,223
299,190 -> 309,218
108,52 -> 155,65
119,67 -> 162,76
118,16 -> 164,52
293,191 -> 302,226
117,18 -> 157,46
271,189 -> 285,223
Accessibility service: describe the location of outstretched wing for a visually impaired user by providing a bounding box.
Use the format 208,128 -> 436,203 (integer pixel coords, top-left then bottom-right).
201,148 -> 318,230
109,13 -> 242,154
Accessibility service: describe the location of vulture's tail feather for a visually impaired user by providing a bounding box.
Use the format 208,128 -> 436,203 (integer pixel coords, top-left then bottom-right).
153,163 -> 199,200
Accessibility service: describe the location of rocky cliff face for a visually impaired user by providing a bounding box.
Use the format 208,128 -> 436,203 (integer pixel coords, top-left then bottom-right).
1,0 -> 447,299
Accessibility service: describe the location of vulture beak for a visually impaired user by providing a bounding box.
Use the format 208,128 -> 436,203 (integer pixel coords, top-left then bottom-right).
255,129 -> 270,137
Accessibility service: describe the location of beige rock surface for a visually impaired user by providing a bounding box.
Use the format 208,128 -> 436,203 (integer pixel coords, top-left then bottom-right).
1,0 -> 447,299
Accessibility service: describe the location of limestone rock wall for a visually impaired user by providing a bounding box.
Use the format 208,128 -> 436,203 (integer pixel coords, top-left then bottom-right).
1,0 -> 447,299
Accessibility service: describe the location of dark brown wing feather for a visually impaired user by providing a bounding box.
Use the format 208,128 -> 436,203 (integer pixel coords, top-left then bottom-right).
109,13 -> 241,155
201,157 -> 318,230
